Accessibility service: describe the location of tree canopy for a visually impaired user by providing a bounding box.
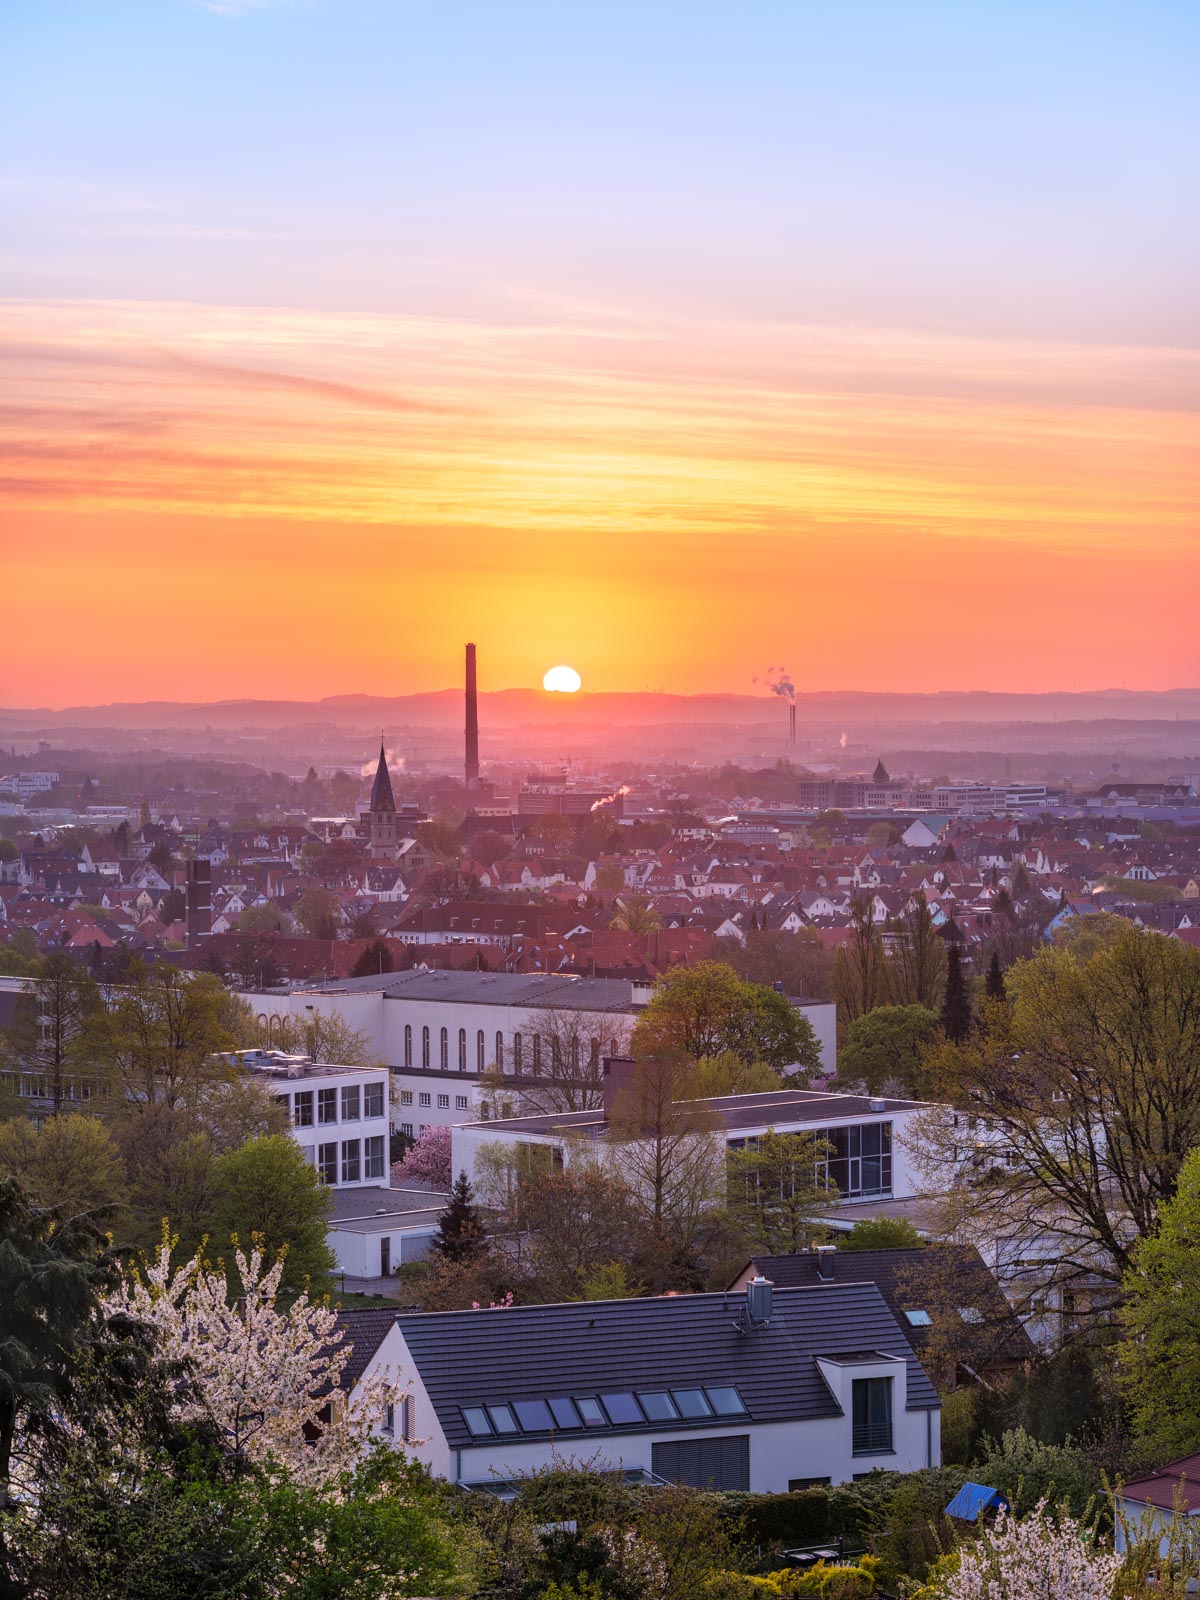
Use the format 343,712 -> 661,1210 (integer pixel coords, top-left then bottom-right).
632,960 -> 820,1078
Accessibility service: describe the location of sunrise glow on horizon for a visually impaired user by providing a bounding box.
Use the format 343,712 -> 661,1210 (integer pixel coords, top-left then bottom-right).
1,1 -> 1197,708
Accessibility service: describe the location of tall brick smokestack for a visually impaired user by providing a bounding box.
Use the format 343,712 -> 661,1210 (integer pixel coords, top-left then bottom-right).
186,859 -> 212,948
465,642 -> 480,788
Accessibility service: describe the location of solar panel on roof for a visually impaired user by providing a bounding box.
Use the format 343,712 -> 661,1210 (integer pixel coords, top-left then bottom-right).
706,1386 -> 747,1416
513,1399 -> 554,1432
600,1392 -> 644,1426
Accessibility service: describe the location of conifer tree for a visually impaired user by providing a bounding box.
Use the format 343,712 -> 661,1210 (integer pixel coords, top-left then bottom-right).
941,943 -> 973,1043
432,1171 -> 486,1264
985,950 -> 1007,1003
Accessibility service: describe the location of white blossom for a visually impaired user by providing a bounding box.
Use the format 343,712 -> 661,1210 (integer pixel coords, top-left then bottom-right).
929,1501 -> 1123,1600
103,1236 -> 403,1486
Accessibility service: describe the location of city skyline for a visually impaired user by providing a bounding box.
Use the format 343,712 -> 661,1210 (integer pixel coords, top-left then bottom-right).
2,0 -> 1197,707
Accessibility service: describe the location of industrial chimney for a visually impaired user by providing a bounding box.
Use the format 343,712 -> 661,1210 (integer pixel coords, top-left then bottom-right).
186,859 -> 212,948
465,642 -> 480,789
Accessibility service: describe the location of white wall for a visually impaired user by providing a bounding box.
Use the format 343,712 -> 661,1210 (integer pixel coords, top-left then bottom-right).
328,1222 -> 437,1278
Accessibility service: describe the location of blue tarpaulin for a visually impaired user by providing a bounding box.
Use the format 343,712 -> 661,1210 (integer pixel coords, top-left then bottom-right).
945,1482 -> 1010,1521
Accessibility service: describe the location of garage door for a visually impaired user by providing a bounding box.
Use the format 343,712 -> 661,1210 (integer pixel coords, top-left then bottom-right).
652,1435 -> 749,1491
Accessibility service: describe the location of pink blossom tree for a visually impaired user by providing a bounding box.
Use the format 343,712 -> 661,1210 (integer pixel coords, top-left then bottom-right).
392,1124 -> 452,1191
925,1502 -> 1123,1599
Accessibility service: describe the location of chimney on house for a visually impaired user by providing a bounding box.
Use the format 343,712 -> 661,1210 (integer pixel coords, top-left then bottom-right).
465,642 -> 480,790
186,859 -> 212,948
602,1055 -> 638,1118
814,1243 -> 837,1281
746,1274 -> 774,1327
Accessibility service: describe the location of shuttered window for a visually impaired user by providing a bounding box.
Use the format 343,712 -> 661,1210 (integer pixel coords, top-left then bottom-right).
651,1435 -> 749,1491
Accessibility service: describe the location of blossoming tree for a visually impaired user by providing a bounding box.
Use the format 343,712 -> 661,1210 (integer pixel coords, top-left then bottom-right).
103,1237 -> 402,1486
925,1502 -> 1123,1600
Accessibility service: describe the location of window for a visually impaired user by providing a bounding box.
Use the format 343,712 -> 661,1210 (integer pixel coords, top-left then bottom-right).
458,1028 -> 467,1070
958,1306 -> 984,1324
706,1387 -> 747,1416
463,1407 -> 492,1437
341,1140 -> 361,1183
486,1404 -> 519,1434
293,1090 -> 313,1128
495,1031 -> 504,1070
456,1095 -> 468,1111
400,1395 -> 414,1440
637,1392 -> 679,1422
513,1399 -> 554,1432
477,1030 -> 485,1070
317,1142 -> 338,1184
400,1122 -> 413,1138
275,1093 -> 290,1117
440,1027 -> 448,1069
790,1476 -> 832,1491
653,1436 -> 749,1491
532,1035 -> 542,1075
512,1032 -> 523,1071
437,1093 -> 449,1109
400,1090 -> 413,1106
422,1027 -> 430,1068
548,1397 -> 581,1429
364,1135 -> 386,1180
574,1397 -> 606,1427
318,1087 -> 337,1125
672,1389 -> 713,1419
852,1377 -> 893,1454
364,1081 -> 385,1119
905,1309 -> 933,1328
404,1024 -> 412,1067
341,1085 -> 360,1122
599,1393 -> 644,1427
419,1092 -> 431,1108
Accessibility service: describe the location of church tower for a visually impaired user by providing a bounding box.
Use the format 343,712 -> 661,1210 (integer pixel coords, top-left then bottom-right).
364,741 -> 399,864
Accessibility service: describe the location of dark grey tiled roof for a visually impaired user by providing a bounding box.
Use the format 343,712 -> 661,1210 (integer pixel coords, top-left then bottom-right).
741,1247 -> 1034,1365
335,1308 -> 399,1390
394,1283 -> 939,1450
303,970 -> 634,1011
473,1087 -> 924,1137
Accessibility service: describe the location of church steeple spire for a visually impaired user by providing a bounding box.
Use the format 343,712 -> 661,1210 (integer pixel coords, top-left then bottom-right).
370,738 -> 395,813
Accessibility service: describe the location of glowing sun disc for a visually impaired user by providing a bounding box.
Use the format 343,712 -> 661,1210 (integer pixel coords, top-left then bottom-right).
543,665 -> 582,693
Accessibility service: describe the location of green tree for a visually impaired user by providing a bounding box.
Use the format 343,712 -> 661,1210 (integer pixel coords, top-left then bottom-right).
80,965 -> 244,1108
238,902 -> 284,935
208,1135 -> 335,1295
841,1215 -> 924,1251
725,1129 -> 835,1255
890,893 -> 947,1010
690,1051 -> 782,1098
609,894 -> 662,936
940,943 -> 972,1043
0,1114 -> 127,1218
837,1004 -> 943,1097
1118,1146 -> 1200,1462
432,1170 -> 487,1265
632,960 -> 820,1077
4,953 -> 103,1113
349,937 -> 394,977
294,887 -> 340,939
984,950 -> 1007,1002
729,925 -> 835,1002
832,897 -> 891,1025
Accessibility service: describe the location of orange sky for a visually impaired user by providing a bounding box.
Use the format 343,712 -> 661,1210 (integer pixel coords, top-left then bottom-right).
1,296 -> 1197,706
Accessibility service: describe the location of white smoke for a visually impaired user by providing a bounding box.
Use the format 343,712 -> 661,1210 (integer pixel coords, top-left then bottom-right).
838,731 -> 848,749
360,748 -> 405,779
591,784 -> 632,813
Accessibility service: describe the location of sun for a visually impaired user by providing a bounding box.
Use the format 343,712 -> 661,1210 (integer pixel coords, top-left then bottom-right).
543,664 -> 582,694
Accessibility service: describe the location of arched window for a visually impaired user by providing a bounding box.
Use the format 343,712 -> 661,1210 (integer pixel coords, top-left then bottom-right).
422,1026 -> 430,1069
404,1025 -> 412,1068
495,1031 -> 504,1072
513,1032 -> 523,1072
532,1035 -> 542,1076
440,1027 -> 448,1070
458,1028 -> 467,1070
477,1030 -> 485,1071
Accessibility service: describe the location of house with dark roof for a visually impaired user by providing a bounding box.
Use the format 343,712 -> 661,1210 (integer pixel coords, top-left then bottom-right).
728,1245 -> 1033,1382
337,1277 -> 941,1493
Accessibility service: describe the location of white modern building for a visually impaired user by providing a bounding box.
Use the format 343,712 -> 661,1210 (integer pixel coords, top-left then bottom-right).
238,970 -> 838,1139
228,1049 -> 390,1189
451,1064 -> 928,1209
340,1276 -> 941,1492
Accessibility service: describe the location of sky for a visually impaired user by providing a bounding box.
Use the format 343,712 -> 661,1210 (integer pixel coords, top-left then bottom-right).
1,0 -> 1197,707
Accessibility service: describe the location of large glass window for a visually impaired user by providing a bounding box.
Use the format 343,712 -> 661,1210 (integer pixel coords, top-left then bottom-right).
293,1090 -> 313,1128
495,1031 -> 504,1070
820,1122 -> 892,1199
440,1028 -> 448,1069
404,1024 -> 412,1067
364,1135 -> 386,1180
422,1026 -> 430,1068
318,1088 -> 337,1125
364,1080 -> 385,1119
477,1031 -> 485,1070
341,1140 -> 361,1183
851,1377 -> 893,1454
458,1029 -> 467,1070
317,1142 -> 338,1185
341,1085 -> 360,1122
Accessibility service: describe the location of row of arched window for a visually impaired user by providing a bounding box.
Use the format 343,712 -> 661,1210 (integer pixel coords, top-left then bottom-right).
400,1022 -> 618,1076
